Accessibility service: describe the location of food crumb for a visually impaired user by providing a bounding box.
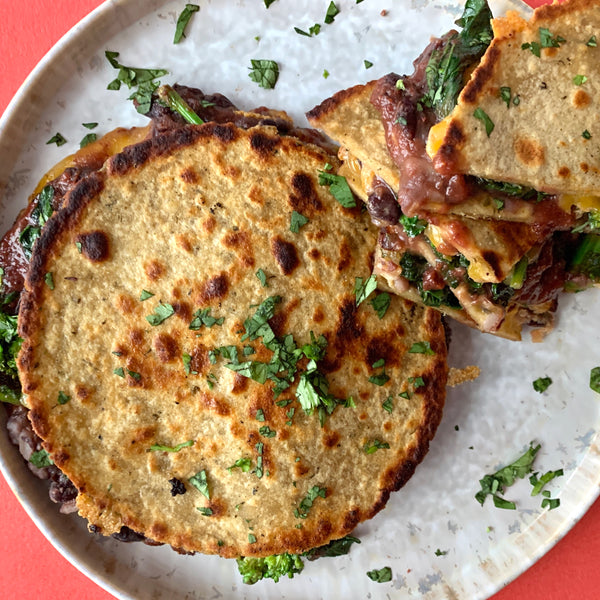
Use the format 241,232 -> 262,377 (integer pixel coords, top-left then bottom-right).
448,365 -> 481,387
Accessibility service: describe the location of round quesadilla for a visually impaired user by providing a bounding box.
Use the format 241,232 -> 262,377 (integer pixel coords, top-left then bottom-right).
17,122 -> 447,558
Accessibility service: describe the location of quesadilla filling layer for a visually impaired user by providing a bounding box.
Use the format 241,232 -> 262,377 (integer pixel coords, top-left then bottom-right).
310,0 -> 600,340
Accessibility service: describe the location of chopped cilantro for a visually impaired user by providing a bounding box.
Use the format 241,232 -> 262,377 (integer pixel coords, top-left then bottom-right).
197,507 -> 213,516
475,442 -> 540,509
435,548 -> 448,556
263,0 -> 277,6
259,425 -> 277,438
44,272 -> 54,290
473,107 -> 494,136
322,69 -> 330,79
57,391 -> 70,405
354,274 -> 377,306
573,74 -> 588,86
499,86 -> 511,108
113,367 -> 125,378
127,369 -> 141,381
255,442 -> 264,478
364,60 -> 373,69
533,376 -> 552,393
324,1 -> 340,24
290,210 -> 309,233
294,485 -> 326,519
82,122 -> 98,129
294,24 -> 321,37
149,440 -> 194,453
399,214 -> 427,237
583,130 -> 592,140
369,359 -> 390,386
173,3 -> 199,44
539,27 -> 565,48
182,352 -> 198,375
29,449 -> 53,468
408,376 -> 425,389
248,59 -> 279,89
140,289 -> 154,301
248,534 -> 257,544
256,409 -> 265,422
146,302 -> 175,326
256,268 -> 268,287
366,566 -> 392,583
46,133 -> 67,146
521,41 -> 541,57
317,170 -> 356,207
189,307 -> 224,329
382,396 -> 394,413
369,292 -> 390,319
409,341 -> 435,355
363,439 -> 390,454
104,51 -> 168,114
590,367 -> 600,393
529,468 -> 564,496
587,35 -> 597,47
228,457 -> 252,473
188,469 -> 210,498
80,133 -> 97,148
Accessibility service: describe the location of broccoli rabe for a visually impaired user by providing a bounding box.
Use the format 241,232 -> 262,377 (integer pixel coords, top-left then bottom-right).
236,553 -> 304,584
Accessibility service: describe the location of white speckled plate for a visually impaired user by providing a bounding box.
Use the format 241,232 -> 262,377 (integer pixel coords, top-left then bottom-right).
1,1 -> 599,599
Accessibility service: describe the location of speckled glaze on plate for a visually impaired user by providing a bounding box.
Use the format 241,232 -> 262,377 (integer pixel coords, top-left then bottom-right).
0,1 -> 599,599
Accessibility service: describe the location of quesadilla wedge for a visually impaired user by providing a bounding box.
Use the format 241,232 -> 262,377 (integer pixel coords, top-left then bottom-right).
15,121 -> 447,558
307,80 -> 568,340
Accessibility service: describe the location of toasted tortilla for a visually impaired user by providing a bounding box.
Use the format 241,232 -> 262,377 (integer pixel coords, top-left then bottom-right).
432,0 -> 600,200
17,123 -> 447,558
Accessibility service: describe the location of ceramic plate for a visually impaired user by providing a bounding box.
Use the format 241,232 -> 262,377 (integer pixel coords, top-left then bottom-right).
1,1 -> 599,598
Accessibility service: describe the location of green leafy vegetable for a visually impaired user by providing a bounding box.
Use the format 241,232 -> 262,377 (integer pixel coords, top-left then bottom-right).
57,391 -> 70,405
248,59 -> 279,89
46,133 -> 67,146
157,84 -> 204,124
366,566 -> 392,583
0,384 -> 20,405
290,210 -> 309,233
569,233 -> 600,281
228,457 -> 252,473
304,535 -> 361,560
473,107 -> 494,136
354,274 -> 377,306
80,133 -> 97,148
29,449 -> 53,468
363,439 -> 390,454
399,214 -> 427,237
369,292 -> 390,319
236,553 -> 304,584
173,4 -> 199,44
324,1 -> 340,24
104,50 -> 168,114
256,268 -> 268,287
590,367 -> 600,393
189,307 -> 224,329
533,376 -> 552,393
475,442 -> 541,509
149,440 -> 194,453
409,341 -> 435,355
146,302 -> 175,326
188,469 -> 210,498
529,468 -> 563,496
317,170 -> 356,207
294,485 -> 326,519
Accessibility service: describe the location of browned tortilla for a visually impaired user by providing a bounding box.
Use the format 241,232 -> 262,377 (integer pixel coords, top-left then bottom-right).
17,123 -> 447,558
432,0 -> 600,197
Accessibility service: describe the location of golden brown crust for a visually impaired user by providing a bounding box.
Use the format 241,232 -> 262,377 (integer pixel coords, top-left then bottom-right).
18,123 -> 447,558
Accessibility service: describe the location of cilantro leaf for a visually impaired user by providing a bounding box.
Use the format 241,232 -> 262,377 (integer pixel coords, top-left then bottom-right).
188,469 -> 210,498
80,133 -> 97,148
317,170 -> 356,207
369,292 -> 390,319
29,449 -> 53,468
324,2 -> 340,24
409,341 -> 435,355
363,439 -> 390,454
290,210 -> 309,233
146,302 -> 175,326
590,367 -> 600,393
354,275 -> 377,306
228,457 -> 253,473
294,485 -> 326,519
173,3 -> 199,44
533,376 -> 552,393
473,107 -> 494,136
189,307 -> 224,330
256,268 -> 268,287
367,566 -> 392,583
150,440 -> 194,453
399,214 -> 427,237
46,133 -> 67,146
248,59 -> 279,89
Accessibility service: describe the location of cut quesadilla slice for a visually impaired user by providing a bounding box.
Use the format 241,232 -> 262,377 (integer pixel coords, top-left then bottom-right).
307,81 -> 567,339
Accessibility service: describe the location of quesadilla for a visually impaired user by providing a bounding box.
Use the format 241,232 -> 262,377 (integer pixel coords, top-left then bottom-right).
307,80 -> 567,340
15,121 -> 447,558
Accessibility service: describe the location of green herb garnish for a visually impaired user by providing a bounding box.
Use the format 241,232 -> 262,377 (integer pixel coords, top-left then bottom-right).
409,341 -> 435,355
317,170 -> 356,207
173,4 -> 199,44
228,457 -> 253,473
533,376 -> 552,393
248,59 -> 279,89
290,211 -> 309,233
57,391 -> 70,405
189,307 -> 224,329
294,485 -> 326,519
150,440 -> 194,453
256,269 -> 268,287
354,274 -> 377,306
369,292 -> 390,319
146,301 -> 175,326
399,214 -> 427,237
188,469 -> 210,498
363,439 -> 390,454
29,449 -> 53,468
366,566 -> 392,583
140,289 -> 154,301
157,84 -> 204,124
473,107 -> 494,136
590,367 -> 600,393
80,133 -> 97,148
46,133 -> 67,146
324,1 -> 340,24
573,74 -> 588,86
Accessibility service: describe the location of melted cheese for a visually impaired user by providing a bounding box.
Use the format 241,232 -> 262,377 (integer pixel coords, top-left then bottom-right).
426,116 -> 451,159
31,125 -> 151,197
559,193 -> 600,213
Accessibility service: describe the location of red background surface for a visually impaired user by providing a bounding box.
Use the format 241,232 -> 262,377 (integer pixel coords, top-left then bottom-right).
0,1 -> 598,599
